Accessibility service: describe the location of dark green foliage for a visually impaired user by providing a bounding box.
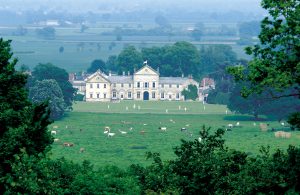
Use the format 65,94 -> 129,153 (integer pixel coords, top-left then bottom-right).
228,82 -> 300,120
74,93 -> 85,101
228,0 -> 300,97
117,46 -> 143,74
132,126 -> 300,194
0,38 -> 52,193
200,45 -> 237,75
181,84 -> 198,101
288,112 -> 300,130
29,79 -> 65,120
228,0 -> 300,127
87,59 -> 107,73
31,63 -> 76,110
5,155 -> 141,194
207,91 -> 230,105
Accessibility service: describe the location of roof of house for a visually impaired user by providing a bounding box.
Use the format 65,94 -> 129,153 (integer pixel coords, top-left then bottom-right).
108,76 -> 133,83
159,77 -> 191,84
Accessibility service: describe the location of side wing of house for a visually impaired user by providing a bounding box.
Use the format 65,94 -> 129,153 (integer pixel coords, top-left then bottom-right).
85,71 -> 111,102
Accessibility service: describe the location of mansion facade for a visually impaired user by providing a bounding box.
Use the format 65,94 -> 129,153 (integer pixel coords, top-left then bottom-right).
70,64 -> 200,102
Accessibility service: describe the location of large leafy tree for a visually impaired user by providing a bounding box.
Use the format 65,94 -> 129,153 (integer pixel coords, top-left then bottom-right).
181,84 -> 198,101
29,79 -> 65,120
0,39 -> 52,193
31,63 -> 76,110
228,0 -> 300,127
87,59 -> 106,73
117,46 -> 143,74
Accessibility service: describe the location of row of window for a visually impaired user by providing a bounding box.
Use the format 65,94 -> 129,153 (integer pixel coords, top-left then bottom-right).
89,92 -> 180,99
89,83 -> 181,89
90,83 -> 107,89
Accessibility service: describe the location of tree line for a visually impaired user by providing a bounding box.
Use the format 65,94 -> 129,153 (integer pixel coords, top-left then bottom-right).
87,41 -> 239,80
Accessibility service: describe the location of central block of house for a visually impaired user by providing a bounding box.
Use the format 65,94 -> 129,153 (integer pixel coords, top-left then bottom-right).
82,64 -> 199,101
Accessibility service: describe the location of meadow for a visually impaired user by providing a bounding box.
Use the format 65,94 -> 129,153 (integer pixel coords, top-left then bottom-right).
50,101 -> 300,169
0,24 -> 249,73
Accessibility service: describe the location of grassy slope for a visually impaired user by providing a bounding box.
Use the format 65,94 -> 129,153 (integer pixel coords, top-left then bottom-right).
50,102 -> 300,169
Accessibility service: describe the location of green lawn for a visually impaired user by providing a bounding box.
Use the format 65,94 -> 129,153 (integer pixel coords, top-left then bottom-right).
49,102 -> 300,169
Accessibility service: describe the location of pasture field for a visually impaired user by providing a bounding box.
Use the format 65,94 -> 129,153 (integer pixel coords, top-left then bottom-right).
50,101 -> 300,169
0,25 -> 249,72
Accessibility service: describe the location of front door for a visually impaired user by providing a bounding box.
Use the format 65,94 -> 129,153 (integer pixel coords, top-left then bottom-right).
143,91 -> 149,100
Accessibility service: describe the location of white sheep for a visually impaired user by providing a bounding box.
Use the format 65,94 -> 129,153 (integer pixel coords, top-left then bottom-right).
228,124 -> 233,128
51,130 -> 57,135
119,129 -> 127,134
236,122 -> 240,126
54,138 -> 60,142
108,132 -> 116,137
159,127 -> 167,131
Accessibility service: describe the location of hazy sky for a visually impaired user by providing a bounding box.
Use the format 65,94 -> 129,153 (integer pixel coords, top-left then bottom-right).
0,0 -> 263,13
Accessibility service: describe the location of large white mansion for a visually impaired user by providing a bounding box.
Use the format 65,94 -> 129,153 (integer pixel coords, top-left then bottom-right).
70,64 -> 203,102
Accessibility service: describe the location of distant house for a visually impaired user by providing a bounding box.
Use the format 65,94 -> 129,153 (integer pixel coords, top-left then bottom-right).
69,63 -> 199,102
198,77 -> 215,102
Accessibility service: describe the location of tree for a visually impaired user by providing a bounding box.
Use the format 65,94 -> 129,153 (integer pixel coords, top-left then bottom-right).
228,0 -> 300,126
200,45 -> 237,75
191,22 -> 204,41
59,46 -> 64,53
132,126 -> 300,194
182,84 -> 198,101
117,46 -> 143,74
0,38 -> 52,193
29,79 -> 65,120
238,21 -> 260,37
36,26 -> 56,40
31,63 -> 76,110
162,41 -> 201,78
80,24 -> 89,33
154,15 -> 171,29
87,59 -> 106,73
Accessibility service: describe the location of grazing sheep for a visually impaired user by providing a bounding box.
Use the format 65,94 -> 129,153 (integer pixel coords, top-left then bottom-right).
140,130 -> 145,135
143,123 -> 147,126
129,127 -> 133,131
228,124 -> 233,128
53,125 -> 58,129
65,125 -> 68,129
181,127 -> 187,132
107,132 -> 116,137
51,130 -> 57,135
63,142 -> 74,147
253,122 -> 257,126
103,130 -> 109,134
236,122 -> 240,126
118,129 -> 127,134
185,124 -> 190,127
79,147 -> 85,153
159,127 -> 167,131
54,138 -> 60,142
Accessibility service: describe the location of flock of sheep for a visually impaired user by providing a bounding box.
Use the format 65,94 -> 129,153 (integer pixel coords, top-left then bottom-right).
49,119 -> 293,155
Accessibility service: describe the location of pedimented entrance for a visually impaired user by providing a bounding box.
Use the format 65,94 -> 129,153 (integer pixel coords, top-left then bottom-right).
143,91 -> 149,100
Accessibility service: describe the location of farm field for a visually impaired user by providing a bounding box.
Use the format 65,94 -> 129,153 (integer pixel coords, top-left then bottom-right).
50,101 -> 300,169
1,25 -> 250,72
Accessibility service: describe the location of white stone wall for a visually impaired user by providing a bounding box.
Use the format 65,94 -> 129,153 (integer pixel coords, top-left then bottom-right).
85,81 -> 111,102
111,83 -> 133,100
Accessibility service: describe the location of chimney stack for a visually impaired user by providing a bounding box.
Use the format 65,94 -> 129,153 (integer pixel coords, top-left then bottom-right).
127,71 -> 130,76
122,71 -> 125,76
109,71 -> 112,76
181,73 -> 184,78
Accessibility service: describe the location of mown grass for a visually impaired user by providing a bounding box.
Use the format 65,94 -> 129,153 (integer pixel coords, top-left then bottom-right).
49,102 -> 300,169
